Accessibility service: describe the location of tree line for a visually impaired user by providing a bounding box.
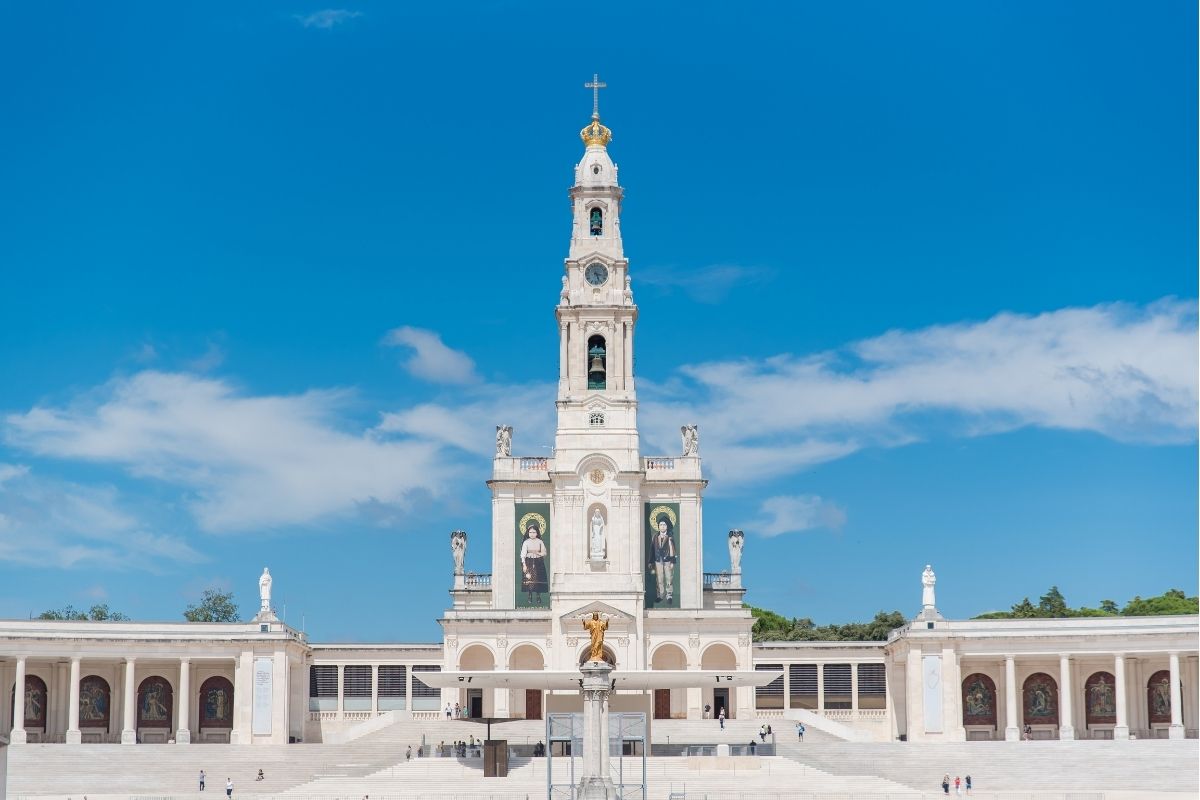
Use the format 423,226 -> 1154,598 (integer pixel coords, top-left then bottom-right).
38,589 -> 240,623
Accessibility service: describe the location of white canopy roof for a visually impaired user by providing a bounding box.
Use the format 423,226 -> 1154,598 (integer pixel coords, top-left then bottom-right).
415,669 -> 782,691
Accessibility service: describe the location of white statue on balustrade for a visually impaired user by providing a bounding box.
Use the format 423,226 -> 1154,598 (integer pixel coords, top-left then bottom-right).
257,567 -> 274,620
496,425 -> 512,457
727,529 -> 744,574
589,507 -> 606,561
922,564 -> 937,612
451,530 -> 467,575
681,424 -> 699,456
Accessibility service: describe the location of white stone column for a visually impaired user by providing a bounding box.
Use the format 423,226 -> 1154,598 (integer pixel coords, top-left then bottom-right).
176,659 -> 191,744
816,662 -> 826,713
1004,655 -> 1019,741
121,657 -> 137,744
1059,656 -> 1074,740
371,664 -> 379,715
11,656 -> 27,744
336,664 -> 345,719
1168,652 -> 1184,739
1114,654 -> 1129,740
782,663 -> 791,711
405,664 -> 413,714
850,663 -> 859,712
230,652 -> 252,745
66,657 -> 81,744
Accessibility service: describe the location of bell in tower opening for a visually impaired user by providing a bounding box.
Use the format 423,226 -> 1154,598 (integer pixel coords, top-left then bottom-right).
590,207 -> 603,236
587,336 -> 607,389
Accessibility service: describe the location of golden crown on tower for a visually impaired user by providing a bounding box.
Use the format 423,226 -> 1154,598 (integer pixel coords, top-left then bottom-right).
580,115 -> 612,147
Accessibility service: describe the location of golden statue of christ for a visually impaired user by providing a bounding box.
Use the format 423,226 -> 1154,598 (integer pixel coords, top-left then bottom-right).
582,611 -> 608,662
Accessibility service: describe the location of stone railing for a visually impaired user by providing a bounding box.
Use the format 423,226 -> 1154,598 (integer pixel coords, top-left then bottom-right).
309,711 -> 337,721
704,571 -> 733,588
519,457 -> 549,471
464,572 -> 492,588
644,457 -> 675,470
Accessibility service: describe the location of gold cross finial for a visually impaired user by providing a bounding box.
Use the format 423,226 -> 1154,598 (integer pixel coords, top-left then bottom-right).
584,73 -> 607,120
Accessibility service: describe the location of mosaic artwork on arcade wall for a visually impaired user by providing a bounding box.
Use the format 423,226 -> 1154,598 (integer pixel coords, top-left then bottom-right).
22,675 -> 47,728
1147,670 -> 1172,724
79,675 -> 111,727
138,676 -> 173,728
1084,671 -> 1117,725
961,673 -> 997,727
200,677 -> 234,727
1022,672 -> 1058,725
515,502 -> 551,608
644,502 -> 680,609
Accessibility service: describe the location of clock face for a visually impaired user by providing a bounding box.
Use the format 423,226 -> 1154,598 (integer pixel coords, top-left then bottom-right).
585,263 -> 609,286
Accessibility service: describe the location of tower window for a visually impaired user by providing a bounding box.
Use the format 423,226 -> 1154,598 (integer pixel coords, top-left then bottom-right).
589,412 -> 605,427
587,335 -> 607,390
589,208 -> 603,236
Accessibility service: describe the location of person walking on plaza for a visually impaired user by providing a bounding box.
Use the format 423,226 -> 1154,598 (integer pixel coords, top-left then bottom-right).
718,707 -> 726,730
225,778 -> 234,799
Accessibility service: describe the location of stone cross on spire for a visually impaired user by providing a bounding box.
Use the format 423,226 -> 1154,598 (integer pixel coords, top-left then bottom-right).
585,73 -> 607,119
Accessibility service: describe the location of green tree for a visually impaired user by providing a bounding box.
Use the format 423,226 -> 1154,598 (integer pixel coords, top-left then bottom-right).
1037,586 -> 1069,617
38,603 -> 129,621
1008,597 -> 1038,618
1121,589 -> 1198,617
1099,599 -> 1119,614
750,606 -> 905,642
184,589 -> 240,623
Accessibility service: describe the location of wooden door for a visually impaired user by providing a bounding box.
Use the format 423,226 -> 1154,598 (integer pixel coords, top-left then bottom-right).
654,689 -> 671,719
525,689 -> 542,720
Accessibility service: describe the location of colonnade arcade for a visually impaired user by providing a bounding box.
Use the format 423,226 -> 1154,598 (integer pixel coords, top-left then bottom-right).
956,651 -> 1197,740
2,656 -> 238,744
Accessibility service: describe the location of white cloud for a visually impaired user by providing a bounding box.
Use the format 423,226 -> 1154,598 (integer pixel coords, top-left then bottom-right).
750,494 -> 847,536
383,326 -> 478,385
0,467 -> 204,570
638,264 -> 773,304
639,299 -> 1198,483
295,9 -> 362,29
4,372 -> 463,532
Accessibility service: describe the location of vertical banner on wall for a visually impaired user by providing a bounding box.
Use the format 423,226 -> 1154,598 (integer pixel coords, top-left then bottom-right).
644,502 -> 681,609
922,654 -> 943,733
252,657 -> 273,736
515,502 -> 551,608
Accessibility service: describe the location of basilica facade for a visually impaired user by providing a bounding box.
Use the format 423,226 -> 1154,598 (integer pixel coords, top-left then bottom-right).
0,106 -> 1196,751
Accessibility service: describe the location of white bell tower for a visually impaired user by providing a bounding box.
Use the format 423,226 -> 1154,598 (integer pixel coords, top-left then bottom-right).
554,76 -> 640,474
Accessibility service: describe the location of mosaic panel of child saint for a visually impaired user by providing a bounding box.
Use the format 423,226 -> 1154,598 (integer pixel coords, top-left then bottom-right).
644,503 -> 680,609
519,515 -> 549,606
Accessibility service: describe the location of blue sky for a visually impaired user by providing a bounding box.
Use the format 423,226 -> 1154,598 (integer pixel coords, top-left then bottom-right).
0,2 -> 1195,641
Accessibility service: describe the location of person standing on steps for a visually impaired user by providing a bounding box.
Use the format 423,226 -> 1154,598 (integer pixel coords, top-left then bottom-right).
405,745 -> 412,761
225,778 -> 233,799
954,775 -> 962,796
941,774 -> 950,795
965,775 -> 972,793
759,724 -> 767,741
796,721 -> 805,741
718,707 -> 726,730
199,770 -> 206,791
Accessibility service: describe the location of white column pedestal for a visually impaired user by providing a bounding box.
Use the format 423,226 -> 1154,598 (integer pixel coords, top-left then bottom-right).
1168,652 -> 1184,739
1059,656 -> 1075,741
11,657 -> 27,744
65,658 -> 81,744
176,658 -> 191,744
121,658 -> 137,744
578,659 -> 617,800
1003,656 -> 1019,741
1113,654 -> 1129,740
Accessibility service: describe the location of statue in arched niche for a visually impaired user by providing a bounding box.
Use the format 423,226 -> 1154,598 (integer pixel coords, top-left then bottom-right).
589,506 -> 606,561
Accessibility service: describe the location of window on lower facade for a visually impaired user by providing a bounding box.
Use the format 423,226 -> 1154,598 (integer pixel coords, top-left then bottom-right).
343,665 -> 372,711
378,665 -> 407,711
411,665 -> 441,711
857,663 -> 886,710
755,664 -> 784,709
309,665 -> 337,712
823,663 -> 852,709
788,664 -> 817,709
